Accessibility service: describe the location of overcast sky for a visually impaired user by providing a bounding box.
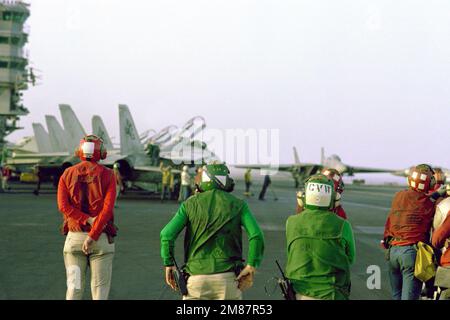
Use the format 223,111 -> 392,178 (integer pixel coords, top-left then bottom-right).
10,0 -> 450,171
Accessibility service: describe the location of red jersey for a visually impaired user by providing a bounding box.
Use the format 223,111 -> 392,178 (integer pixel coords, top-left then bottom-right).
384,189 -> 435,246
432,215 -> 450,267
334,205 -> 348,220
57,161 -> 116,241
1,167 -> 12,177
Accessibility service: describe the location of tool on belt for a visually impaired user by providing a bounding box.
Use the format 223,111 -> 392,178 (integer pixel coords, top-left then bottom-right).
275,260 -> 296,300
172,257 -> 189,296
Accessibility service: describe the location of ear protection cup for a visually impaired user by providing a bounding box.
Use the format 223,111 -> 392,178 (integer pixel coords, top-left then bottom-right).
100,144 -> 107,160
429,175 -> 436,190
76,134 -> 106,162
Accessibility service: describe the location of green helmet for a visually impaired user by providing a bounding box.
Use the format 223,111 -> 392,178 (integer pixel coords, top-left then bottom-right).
199,163 -> 235,192
304,174 -> 336,210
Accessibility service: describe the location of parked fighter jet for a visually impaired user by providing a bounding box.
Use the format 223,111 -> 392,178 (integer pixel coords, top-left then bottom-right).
3,122 -> 64,171
92,115 -> 114,151
235,147 -> 395,188
7,103 -> 219,192
101,105 -> 218,192
6,104 -> 85,184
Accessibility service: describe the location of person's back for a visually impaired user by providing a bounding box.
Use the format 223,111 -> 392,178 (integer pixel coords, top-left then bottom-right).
161,166 -> 171,185
181,170 -> 191,186
383,164 -> 443,300
60,162 -> 115,222
160,163 -> 264,300
286,208 -> 353,300
384,189 -> 435,246
183,189 -> 246,275
244,170 -> 251,183
57,135 -> 117,300
286,174 -> 355,300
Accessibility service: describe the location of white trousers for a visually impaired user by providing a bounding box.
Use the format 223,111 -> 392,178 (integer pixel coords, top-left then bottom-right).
63,232 -> 115,300
295,293 -> 320,300
183,272 -> 243,300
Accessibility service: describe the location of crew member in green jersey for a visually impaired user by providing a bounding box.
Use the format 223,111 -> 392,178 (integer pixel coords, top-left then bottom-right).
286,174 -> 355,300
160,163 -> 265,300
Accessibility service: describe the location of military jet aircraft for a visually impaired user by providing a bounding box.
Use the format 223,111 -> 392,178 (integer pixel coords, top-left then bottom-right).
6,104 -> 86,185
235,147 -> 395,188
100,105 -> 219,192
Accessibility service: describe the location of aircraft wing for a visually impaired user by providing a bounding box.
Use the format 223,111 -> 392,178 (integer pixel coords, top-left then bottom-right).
11,152 -> 69,159
346,166 -> 396,174
7,152 -> 70,167
134,166 -> 181,174
233,163 -> 319,172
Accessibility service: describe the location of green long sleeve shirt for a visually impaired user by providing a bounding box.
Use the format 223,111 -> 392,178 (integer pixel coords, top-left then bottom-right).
341,221 -> 356,266
161,197 -> 264,274
286,209 -> 355,300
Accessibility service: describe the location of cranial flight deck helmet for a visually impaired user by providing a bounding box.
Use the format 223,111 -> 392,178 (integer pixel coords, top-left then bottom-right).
75,135 -> 107,162
303,174 -> 337,210
433,167 -> 446,185
198,163 -> 235,193
321,168 -> 345,194
407,164 -> 436,193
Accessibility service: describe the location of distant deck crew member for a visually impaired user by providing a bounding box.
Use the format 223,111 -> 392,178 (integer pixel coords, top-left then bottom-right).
178,165 -> 192,202
160,163 -> 173,202
258,174 -> 271,201
321,168 -> 347,219
113,163 -> 124,207
160,163 -> 265,300
1,165 -> 12,191
286,174 -> 355,300
244,169 -> 252,197
145,140 -> 160,166
33,165 -> 43,196
58,135 -> 117,300
383,164 -> 445,300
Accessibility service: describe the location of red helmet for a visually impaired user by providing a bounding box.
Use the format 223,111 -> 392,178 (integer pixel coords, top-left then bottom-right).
321,168 -> 345,194
75,135 -> 107,162
407,164 -> 436,193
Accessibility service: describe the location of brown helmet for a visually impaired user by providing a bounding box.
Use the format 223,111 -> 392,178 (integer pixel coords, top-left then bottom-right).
407,164 -> 436,193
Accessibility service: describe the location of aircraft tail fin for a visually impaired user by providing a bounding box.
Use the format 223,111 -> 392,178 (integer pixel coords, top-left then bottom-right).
321,147 -> 325,165
92,115 -> 114,151
32,123 -> 53,153
59,104 -> 86,153
119,104 -> 143,155
293,147 -> 301,165
45,115 -> 69,153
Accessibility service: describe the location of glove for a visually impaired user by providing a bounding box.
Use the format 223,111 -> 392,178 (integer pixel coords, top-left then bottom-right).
430,185 -> 447,201
437,184 -> 447,196
380,236 -> 392,249
236,265 -> 256,292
